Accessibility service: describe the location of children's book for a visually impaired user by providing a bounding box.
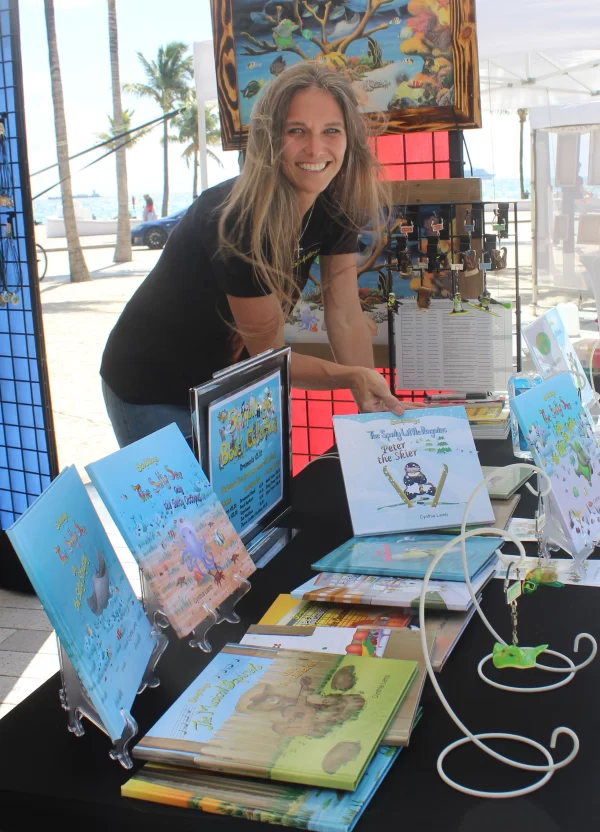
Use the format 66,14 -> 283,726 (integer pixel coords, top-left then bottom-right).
240,626 -> 434,747
510,372 -> 600,555
6,466 -> 155,741
86,424 -> 256,638
133,643 -> 417,791
259,594 -> 477,673
481,465 -> 534,499
290,562 -> 496,612
523,307 -> 595,408
332,409 -> 495,536
311,534 -> 502,582
122,746 -> 401,832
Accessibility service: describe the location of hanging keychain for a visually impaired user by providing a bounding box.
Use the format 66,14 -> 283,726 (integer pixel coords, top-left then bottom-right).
396,219 -> 414,277
3,214 -> 23,304
492,562 -> 548,670
461,209 -> 479,277
491,208 -> 507,270
0,116 -> 13,209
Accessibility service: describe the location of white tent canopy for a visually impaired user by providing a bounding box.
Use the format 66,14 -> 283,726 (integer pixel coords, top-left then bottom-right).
476,0 -> 600,110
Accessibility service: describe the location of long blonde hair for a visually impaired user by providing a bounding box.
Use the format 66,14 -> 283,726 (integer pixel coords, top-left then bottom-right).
217,62 -> 390,318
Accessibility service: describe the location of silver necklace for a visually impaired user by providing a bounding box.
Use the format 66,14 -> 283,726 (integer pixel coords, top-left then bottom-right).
296,201 -> 316,260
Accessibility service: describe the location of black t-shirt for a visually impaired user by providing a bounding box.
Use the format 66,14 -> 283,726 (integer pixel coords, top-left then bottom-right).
100,177 -> 358,405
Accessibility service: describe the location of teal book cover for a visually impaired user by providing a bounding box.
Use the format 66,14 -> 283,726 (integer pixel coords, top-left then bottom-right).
332,408 -> 495,536
510,371 -> 600,555
122,746 -> 401,831
312,534 -> 503,581
6,466 -> 155,741
86,424 -> 256,639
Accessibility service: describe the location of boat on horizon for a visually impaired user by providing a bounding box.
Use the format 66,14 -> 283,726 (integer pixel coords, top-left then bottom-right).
48,190 -> 102,200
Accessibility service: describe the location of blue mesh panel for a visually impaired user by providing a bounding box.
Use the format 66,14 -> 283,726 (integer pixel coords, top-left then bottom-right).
0,0 -> 58,528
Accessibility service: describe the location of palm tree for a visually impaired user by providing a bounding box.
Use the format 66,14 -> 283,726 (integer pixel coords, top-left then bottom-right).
107,0 -> 131,263
517,108 -> 529,199
172,92 -> 222,200
124,42 -> 193,216
95,109 -> 152,150
44,0 -> 90,282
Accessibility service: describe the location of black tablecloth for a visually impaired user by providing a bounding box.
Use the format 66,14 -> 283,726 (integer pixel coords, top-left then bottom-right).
0,440 -> 599,832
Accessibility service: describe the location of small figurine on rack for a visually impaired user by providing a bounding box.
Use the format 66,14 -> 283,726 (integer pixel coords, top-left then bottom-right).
387,291 -> 401,313
0,214 -> 22,306
461,209 -> 479,277
449,291 -> 469,315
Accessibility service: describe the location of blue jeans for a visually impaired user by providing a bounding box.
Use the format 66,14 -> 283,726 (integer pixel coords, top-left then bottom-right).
101,379 -> 193,449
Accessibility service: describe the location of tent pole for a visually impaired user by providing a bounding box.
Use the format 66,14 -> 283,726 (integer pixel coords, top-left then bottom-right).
531,128 -> 538,313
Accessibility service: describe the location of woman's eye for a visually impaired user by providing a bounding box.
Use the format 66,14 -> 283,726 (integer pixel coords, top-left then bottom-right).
324,128 -> 341,134
288,128 -> 303,134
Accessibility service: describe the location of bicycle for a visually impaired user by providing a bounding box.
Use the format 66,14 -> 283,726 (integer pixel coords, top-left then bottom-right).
36,243 -> 48,281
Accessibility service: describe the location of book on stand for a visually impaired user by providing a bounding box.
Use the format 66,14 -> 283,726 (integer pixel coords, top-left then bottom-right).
122,745 -> 401,832
86,424 -> 256,638
133,643 -> 417,791
6,466 -> 155,740
510,371 -> 600,555
332,408 -> 495,536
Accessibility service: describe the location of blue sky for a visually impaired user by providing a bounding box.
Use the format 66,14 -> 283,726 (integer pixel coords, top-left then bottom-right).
20,0 -> 240,201
19,0 -> 529,203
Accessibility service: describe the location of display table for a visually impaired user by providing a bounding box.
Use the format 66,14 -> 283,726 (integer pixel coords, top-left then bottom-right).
0,440 -> 599,832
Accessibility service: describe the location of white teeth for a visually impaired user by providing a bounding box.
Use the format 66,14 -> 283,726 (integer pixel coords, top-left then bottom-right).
298,162 -> 328,171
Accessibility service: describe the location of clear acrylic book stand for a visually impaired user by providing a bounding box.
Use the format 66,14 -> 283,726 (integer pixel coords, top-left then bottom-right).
141,569 -> 251,652
58,627 -> 168,770
418,464 -> 597,798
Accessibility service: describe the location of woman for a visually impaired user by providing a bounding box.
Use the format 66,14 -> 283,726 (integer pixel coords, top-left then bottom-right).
142,194 -> 156,222
101,63 -> 418,448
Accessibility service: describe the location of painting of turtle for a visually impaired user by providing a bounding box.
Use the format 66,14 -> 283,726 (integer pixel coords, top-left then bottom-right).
211,0 -> 481,149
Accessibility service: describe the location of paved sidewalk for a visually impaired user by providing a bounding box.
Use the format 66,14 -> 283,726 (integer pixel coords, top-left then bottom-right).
39,237 -> 161,481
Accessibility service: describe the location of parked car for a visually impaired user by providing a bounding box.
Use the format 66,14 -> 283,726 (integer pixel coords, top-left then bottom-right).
131,207 -> 188,249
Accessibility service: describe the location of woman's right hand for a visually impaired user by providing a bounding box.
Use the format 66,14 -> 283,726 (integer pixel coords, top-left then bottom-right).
348,367 -> 425,416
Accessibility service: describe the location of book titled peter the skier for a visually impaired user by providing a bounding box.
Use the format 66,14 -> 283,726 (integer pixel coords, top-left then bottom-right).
85,424 -> 256,639
133,643 -> 417,791
312,534 -> 503,582
6,466 -> 155,741
510,371 -> 600,556
333,409 -> 495,536
122,746 -> 401,832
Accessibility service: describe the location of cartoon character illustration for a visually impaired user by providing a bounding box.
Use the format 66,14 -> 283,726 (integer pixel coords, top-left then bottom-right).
403,462 -> 436,499
54,545 -> 68,564
298,304 -> 319,331
571,440 -> 593,483
87,551 -> 110,616
322,741 -> 362,774
178,521 -> 216,576
237,674 -> 365,739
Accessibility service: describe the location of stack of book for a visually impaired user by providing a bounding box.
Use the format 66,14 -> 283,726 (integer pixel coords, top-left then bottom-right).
465,402 -> 511,440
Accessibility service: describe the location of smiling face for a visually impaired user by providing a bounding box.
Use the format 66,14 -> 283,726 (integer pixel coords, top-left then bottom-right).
280,87 -> 347,213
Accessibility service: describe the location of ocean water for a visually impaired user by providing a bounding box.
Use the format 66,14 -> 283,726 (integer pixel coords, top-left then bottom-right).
32,178 -> 530,228
33,192 -> 196,225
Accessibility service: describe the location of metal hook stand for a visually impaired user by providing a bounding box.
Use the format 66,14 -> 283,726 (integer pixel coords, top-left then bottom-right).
418,463 -> 597,798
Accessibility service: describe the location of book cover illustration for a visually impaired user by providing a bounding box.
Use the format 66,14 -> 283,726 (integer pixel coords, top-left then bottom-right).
311,534 -> 502,582
241,626 -> 433,746
290,563 -> 495,612
510,372 -> 600,555
259,594 -> 474,673
122,745 -> 401,832
134,644 -> 417,791
6,466 -> 155,740
333,409 -> 494,536
481,465 -> 534,499
209,369 -> 283,536
86,424 -> 256,639
523,308 -> 595,408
